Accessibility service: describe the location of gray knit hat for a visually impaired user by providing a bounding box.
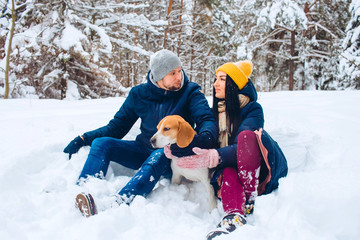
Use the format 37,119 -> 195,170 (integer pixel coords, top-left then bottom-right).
150,49 -> 182,82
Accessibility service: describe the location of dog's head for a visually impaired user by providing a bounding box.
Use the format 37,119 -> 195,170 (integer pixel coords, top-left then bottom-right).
150,115 -> 196,149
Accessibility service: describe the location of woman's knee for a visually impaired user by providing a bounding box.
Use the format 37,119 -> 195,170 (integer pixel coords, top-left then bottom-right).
237,130 -> 260,156
237,130 -> 262,169
237,130 -> 257,145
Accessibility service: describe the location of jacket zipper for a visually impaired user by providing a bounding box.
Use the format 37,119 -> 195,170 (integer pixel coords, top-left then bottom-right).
158,90 -> 167,120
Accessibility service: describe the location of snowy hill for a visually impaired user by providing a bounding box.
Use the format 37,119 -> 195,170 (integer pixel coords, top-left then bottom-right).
1,91 -> 359,240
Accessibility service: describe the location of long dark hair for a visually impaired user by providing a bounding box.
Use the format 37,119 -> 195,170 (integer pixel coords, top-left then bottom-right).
212,75 -> 241,144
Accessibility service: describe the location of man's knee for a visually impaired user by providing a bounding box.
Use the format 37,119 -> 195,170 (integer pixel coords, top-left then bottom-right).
91,137 -> 124,155
142,149 -> 171,177
91,137 -> 113,148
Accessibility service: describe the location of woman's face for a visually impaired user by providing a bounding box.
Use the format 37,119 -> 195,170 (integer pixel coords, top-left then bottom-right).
214,70 -> 226,99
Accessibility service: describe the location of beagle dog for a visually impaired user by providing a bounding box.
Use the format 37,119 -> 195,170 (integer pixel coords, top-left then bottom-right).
150,115 -> 217,212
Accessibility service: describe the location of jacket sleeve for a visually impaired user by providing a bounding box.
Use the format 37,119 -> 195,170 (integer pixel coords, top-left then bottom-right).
170,87 -> 218,157
216,102 -> 264,168
81,90 -> 139,146
188,88 -> 218,148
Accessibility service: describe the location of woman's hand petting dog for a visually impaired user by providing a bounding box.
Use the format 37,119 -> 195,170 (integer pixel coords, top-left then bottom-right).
164,146 -> 219,169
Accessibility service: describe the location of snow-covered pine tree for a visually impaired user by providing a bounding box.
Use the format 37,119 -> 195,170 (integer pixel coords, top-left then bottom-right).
152,0 -> 185,62
40,0 -> 162,96
0,0 -> 165,99
249,0 -> 309,91
302,0 -> 350,90
0,0 -> 356,98
229,0 -> 269,90
339,0 -> 360,89
110,0 -> 166,88
179,0 -> 225,94
205,0 -> 243,95
0,0 -> 117,98
1,0 -> 36,98
183,0 -> 211,85
241,0 -> 350,91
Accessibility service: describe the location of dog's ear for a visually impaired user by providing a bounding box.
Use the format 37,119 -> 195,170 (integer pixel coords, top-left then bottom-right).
177,119 -> 196,148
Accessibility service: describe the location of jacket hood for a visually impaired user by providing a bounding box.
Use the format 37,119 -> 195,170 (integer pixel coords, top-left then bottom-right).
239,79 -> 258,102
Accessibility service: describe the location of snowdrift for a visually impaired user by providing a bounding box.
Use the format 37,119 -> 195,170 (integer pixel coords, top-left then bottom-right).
1,90 -> 359,240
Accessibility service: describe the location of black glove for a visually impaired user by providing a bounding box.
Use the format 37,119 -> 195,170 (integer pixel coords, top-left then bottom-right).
63,136 -> 85,160
170,134 -> 210,157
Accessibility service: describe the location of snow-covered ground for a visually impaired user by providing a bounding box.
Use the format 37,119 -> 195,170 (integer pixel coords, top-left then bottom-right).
1,90 -> 359,240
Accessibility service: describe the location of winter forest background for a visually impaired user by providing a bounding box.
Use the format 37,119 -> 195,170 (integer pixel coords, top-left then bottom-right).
0,0 -> 359,99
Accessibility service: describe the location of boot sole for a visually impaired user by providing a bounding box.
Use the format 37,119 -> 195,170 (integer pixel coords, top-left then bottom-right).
75,193 -> 97,217
206,228 -> 229,240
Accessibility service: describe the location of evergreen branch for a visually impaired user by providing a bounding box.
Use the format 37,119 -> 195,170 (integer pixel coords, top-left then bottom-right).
307,21 -> 338,39
305,53 -> 329,59
308,0 -> 321,10
252,28 -> 287,50
341,53 -> 360,71
312,49 -> 331,56
275,24 -> 294,32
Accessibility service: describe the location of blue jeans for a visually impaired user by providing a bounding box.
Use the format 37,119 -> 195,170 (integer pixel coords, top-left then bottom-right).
78,137 -> 172,201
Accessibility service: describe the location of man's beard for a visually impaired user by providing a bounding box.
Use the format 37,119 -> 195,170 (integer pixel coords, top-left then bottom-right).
167,85 -> 181,91
165,81 -> 181,91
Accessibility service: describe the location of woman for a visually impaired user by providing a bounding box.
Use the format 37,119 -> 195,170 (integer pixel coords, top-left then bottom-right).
165,60 -> 288,239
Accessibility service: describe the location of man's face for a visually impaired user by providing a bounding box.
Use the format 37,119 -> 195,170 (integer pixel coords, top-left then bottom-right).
157,67 -> 182,91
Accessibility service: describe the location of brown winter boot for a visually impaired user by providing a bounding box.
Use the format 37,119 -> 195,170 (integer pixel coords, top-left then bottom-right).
75,193 -> 98,217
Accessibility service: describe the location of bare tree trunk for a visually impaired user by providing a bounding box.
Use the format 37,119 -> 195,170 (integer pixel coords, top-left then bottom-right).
133,26 -> 138,85
164,0 -> 173,49
289,30 -> 295,91
132,2 -> 138,85
90,1 -> 96,41
203,47 -> 213,94
126,52 -> 130,87
177,0 -> 183,56
190,0 -> 197,82
61,58 -> 67,100
4,0 -> 15,99
119,49 -> 122,84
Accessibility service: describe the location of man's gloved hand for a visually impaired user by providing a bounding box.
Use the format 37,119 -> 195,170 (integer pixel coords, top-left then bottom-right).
63,136 -> 85,160
165,146 -> 219,169
169,134 -> 205,157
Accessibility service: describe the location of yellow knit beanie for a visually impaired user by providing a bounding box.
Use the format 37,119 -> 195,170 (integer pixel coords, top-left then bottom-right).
216,60 -> 253,90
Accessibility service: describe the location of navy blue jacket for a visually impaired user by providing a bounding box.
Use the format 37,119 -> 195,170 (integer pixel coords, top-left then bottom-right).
82,70 -> 218,150
214,80 -> 288,195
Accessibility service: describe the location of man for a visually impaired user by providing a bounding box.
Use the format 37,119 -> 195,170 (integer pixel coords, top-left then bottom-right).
63,49 -> 218,217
